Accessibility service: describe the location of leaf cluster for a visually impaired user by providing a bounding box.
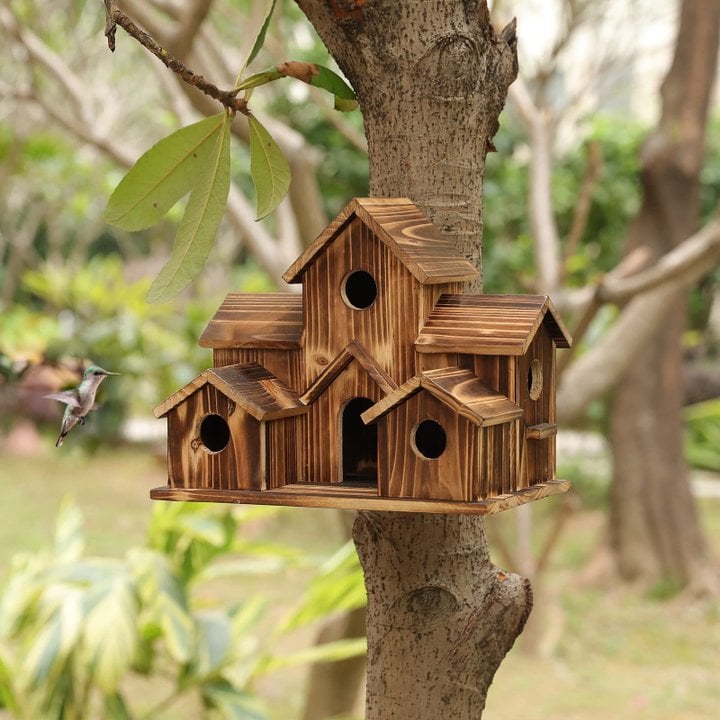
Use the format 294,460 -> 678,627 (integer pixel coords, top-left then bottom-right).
0,501 -> 367,719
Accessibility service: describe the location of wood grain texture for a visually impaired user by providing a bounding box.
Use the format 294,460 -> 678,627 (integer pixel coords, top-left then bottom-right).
300,340 -> 398,405
283,198 -> 479,285
165,383 -> 262,491
303,353 -> 391,484
416,294 -> 572,355
150,479 -> 571,514
199,293 -> 303,349
301,216 -> 463,386
155,363 -> 306,421
213,348 -> 302,390
362,367 -> 522,427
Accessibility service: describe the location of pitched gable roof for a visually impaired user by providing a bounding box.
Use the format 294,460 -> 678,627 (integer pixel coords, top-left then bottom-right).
361,367 -> 523,427
416,294 -> 572,355
154,363 -> 306,421
199,293 -> 303,349
283,198 -> 479,285
300,341 -> 398,405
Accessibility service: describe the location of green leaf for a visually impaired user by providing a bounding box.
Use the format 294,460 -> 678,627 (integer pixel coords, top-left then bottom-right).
128,549 -> 195,663
203,680 -> 268,720
306,64 -> 359,111
81,577 -> 138,693
243,0 -> 277,71
194,612 -> 231,678
104,692 -> 132,720
279,542 -> 365,633
147,112 -> 232,303
105,113 -> 226,231
264,637 -> 366,672
248,115 -> 291,220
20,588 -> 84,689
235,68 -> 284,91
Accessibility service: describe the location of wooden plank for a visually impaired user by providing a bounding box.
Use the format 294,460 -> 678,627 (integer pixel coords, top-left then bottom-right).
527,422 -> 558,440
416,294 -> 572,354
199,293 -> 303,349
150,479 -> 571,515
213,348 -> 303,391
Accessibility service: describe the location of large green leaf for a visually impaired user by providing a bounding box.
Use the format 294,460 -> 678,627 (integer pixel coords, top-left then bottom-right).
203,680 -> 268,720
279,541 -> 365,633
127,549 -> 195,663
263,637 -> 367,672
105,113 -> 226,231
147,112 -> 232,303
20,588 -> 84,689
248,115 -> 291,220
81,577 -> 138,693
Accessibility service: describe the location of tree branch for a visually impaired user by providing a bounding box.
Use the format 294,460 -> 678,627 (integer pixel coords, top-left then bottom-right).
509,78 -> 561,293
103,0 -> 248,115
172,0 -> 215,58
558,216 -> 720,422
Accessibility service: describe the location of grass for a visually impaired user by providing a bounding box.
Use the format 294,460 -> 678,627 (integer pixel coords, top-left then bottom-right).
0,444 -> 719,719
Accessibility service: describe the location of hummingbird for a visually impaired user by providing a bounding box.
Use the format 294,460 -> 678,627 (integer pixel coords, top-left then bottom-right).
44,365 -> 120,446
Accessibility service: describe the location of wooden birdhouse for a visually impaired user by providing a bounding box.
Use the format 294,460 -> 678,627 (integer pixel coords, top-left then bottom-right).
152,198 -> 572,514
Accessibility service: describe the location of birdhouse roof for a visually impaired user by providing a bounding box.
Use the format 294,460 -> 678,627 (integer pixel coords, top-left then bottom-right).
361,366 -> 523,427
415,294 -> 572,355
282,198 -> 479,285
300,341 -> 398,405
199,293 -> 303,349
154,363 -> 306,421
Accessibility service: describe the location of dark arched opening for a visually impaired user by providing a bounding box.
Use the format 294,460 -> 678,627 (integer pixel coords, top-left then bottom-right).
341,397 -> 377,486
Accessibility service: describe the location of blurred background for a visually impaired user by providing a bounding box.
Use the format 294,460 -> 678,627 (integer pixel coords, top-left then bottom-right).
0,0 -> 719,718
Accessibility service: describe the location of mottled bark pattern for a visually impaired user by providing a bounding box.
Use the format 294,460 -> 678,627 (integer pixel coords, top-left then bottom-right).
295,1 -> 520,717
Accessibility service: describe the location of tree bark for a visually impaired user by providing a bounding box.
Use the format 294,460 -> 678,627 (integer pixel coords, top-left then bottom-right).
295,2 -> 522,717
609,0 -> 720,588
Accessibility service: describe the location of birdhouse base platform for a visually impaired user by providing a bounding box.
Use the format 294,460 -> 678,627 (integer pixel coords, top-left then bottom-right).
150,479 -> 570,515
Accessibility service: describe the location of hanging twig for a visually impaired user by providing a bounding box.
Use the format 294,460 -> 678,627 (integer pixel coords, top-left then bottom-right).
102,0 -> 248,115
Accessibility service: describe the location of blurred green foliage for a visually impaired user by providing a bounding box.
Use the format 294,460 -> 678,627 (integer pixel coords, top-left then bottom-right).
0,501 -> 365,720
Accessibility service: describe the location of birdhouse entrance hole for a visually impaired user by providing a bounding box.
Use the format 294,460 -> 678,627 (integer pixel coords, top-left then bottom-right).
342,270 -> 377,310
412,419 -> 447,460
199,413 -> 230,453
341,397 -> 378,485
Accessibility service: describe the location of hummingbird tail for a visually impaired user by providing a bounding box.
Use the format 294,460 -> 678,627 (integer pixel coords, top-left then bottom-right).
56,432 -> 66,447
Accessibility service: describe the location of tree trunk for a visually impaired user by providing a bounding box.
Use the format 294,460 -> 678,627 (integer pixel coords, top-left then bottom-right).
609,0 -> 720,588
295,2 -> 523,717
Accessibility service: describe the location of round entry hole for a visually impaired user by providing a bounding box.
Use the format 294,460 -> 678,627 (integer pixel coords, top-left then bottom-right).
342,270 -> 377,310
412,419 -> 447,460
200,413 -> 230,452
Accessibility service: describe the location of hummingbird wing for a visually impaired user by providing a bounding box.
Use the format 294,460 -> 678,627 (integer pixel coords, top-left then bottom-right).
44,390 -> 82,408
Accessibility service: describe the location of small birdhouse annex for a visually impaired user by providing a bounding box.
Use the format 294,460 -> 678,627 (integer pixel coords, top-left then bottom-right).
153,198 -> 572,514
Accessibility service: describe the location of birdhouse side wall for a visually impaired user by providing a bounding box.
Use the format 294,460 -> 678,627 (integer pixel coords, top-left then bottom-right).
462,353 -> 518,399
378,391 -> 477,502
166,385 -> 263,491
302,217 -> 462,388
213,348 -> 303,391
517,327 -> 556,486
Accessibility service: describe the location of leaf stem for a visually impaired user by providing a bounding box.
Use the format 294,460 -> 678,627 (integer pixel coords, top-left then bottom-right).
102,1 -> 248,116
